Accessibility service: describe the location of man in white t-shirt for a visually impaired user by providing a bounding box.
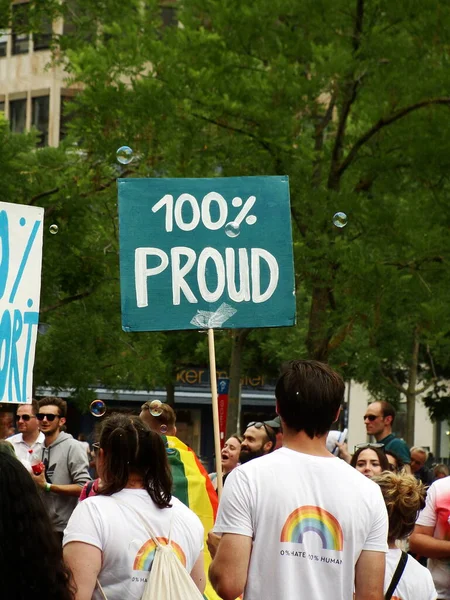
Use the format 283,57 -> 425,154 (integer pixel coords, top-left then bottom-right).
7,400 -> 44,469
210,359 -> 388,600
410,477 -> 450,599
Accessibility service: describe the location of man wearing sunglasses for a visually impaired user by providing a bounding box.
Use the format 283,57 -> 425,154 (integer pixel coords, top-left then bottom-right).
364,401 -> 411,473
240,421 -> 276,464
210,360 -> 388,600
7,400 -> 44,468
33,397 -> 91,541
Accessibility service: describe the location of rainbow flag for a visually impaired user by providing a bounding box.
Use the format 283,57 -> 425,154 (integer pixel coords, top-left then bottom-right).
166,435 -> 220,600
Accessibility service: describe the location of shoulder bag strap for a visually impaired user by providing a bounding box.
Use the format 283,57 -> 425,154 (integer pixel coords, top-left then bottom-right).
384,551 -> 408,600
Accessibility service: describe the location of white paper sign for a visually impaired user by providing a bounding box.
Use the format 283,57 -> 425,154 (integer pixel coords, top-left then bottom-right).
0,202 -> 44,404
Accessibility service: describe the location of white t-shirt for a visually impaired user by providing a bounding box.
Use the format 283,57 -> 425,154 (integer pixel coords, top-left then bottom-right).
63,488 -> 204,600
214,447 -> 388,600
416,477 -> 450,599
7,432 -> 45,471
384,548 -> 436,600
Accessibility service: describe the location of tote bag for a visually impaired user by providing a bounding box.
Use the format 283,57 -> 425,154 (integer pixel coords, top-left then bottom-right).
97,498 -> 204,600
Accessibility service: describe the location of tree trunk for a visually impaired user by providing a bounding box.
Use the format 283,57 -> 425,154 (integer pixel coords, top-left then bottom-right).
405,328 -> 420,446
166,380 -> 175,405
305,285 -> 331,361
227,329 -> 251,437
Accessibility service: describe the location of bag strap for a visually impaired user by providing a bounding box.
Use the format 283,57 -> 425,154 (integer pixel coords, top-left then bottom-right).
384,551 -> 408,600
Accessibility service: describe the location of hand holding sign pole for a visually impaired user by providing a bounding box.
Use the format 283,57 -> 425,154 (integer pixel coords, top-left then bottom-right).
118,176 -> 296,497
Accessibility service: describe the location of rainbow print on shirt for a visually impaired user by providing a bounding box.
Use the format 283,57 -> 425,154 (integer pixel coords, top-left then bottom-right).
133,537 -> 186,571
280,505 -> 344,551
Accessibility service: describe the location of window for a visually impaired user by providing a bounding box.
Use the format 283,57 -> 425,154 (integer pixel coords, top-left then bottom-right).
0,30 -> 8,57
9,98 -> 27,133
12,3 -> 30,55
0,101 -> 5,113
32,96 -> 49,146
33,15 -> 52,51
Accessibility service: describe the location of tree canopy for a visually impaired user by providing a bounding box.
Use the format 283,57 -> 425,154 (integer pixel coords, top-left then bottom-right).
4,0 -> 450,426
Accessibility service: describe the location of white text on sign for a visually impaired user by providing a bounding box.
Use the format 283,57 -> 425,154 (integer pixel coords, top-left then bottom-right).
152,192 -> 257,233
135,247 -> 279,307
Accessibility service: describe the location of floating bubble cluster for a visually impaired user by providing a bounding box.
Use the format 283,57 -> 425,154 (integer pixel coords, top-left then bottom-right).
149,399 -> 163,417
90,399 -> 107,417
333,212 -> 348,228
116,146 -> 134,165
225,222 -> 240,238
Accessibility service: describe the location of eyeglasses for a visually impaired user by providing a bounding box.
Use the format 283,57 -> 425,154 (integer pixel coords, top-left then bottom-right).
246,421 -> 276,441
354,443 -> 385,452
363,414 -> 381,422
36,413 -> 60,422
15,414 -> 36,422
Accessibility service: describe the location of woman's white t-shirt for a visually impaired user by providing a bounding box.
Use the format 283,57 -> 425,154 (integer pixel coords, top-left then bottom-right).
63,488 -> 204,600
384,548 -> 437,600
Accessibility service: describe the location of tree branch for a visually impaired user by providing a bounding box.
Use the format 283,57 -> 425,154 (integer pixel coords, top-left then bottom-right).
380,367 -> 407,394
29,188 -> 59,205
327,0 -> 365,189
337,97 -> 450,178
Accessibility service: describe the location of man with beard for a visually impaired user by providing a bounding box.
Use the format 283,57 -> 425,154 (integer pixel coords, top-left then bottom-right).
239,421 -> 276,463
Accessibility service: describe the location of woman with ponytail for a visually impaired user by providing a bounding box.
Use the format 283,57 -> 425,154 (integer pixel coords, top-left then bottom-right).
63,414 -> 205,600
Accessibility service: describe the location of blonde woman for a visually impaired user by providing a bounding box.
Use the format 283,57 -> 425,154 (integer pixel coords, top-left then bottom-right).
372,471 -> 437,600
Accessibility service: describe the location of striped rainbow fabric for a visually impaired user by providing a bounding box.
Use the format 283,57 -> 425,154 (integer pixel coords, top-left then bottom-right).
166,435 -> 220,600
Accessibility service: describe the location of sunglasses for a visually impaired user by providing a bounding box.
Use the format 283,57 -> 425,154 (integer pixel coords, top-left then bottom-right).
15,414 -> 36,422
363,414 -> 381,422
246,421 -> 276,441
354,443 -> 385,452
36,413 -> 61,422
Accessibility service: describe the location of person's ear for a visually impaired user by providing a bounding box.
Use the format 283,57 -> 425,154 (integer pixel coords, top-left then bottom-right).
59,417 -> 66,427
333,406 -> 341,424
263,440 -> 274,453
384,415 -> 393,426
172,425 -> 177,436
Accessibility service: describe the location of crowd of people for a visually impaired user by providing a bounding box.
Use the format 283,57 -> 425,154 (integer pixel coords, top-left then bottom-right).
0,360 -> 449,599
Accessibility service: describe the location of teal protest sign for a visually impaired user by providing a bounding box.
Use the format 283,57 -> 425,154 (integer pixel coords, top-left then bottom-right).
118,176 -> 295,332
0,202 -> 44,403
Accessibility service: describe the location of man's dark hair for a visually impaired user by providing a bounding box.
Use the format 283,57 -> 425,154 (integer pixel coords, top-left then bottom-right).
98,414 -> 172,509
0,453 -> 75,600
275,360 -> 344,439
38,397 -> 67,418
378,400 -> 396,425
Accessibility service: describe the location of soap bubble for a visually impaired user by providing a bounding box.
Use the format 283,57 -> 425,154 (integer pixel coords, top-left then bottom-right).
332,212 -> 348,228
160,424 -> 168,434
90,399 -> 107,417
116,146 -> 133,165
166,448 -> 176,456
49,224 -> 59,234
149,399 -> 163,417
225,222 -> 240,238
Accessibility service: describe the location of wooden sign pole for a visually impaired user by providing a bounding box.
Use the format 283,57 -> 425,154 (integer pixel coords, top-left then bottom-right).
208,328 -> 224,498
